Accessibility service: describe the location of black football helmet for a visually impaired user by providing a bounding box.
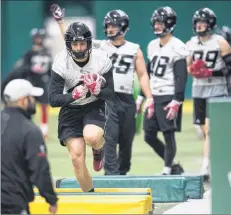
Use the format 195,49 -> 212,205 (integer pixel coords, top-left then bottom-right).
103,9 -> 129,40
150,6 -> 177,37
192,8 -> 217,36
30,28 -> 46,45
216,26 -> 231,44
65,22 -> 92,59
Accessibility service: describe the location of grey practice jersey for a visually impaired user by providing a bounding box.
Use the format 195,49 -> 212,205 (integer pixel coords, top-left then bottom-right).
52,49 -> 112,105
147,37 -> 188,96
187,34 -> 228,98
93,40 -> 139,94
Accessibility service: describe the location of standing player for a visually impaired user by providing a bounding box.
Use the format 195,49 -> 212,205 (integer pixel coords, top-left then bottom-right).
49,21 -> 114,192
1,28 -> 52,138
136,6 -> 188,175
50,5 -> 154,175
186,8 -> 231,180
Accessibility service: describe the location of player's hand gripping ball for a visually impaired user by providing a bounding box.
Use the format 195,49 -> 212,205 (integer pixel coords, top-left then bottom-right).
83,73 -> 106,96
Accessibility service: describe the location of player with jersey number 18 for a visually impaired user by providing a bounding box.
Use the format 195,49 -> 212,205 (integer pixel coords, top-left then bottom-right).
48,22 -> 114,192
136,6 -> 188,175
186,8 -> 231,181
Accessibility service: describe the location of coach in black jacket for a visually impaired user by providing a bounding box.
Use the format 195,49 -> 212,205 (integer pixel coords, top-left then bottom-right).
1,79 -> 58,214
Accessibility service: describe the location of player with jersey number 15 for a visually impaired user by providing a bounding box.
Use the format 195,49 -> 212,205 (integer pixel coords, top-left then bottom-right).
186,8 -> 231,181
136,6 -> 188,175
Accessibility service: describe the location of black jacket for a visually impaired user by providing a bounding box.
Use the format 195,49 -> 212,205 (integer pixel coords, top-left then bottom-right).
1,48 -> 52,102
1,107 -> 57,208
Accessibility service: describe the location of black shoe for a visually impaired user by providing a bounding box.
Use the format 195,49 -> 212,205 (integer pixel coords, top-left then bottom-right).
171,163 -> 184,175
203,174 -> 210,183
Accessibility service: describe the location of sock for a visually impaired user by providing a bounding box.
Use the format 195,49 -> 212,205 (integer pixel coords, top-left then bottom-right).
41,104 -> 48,124
202,157 -> 209,167
88,187 -> 95,192
40,124 -> 48,136
200,157 -> 210,175
162,166 -> 172,175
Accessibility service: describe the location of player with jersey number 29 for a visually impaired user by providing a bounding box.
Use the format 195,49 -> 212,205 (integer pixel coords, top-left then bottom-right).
50,4 -> 154,176
136,6 -> 188,175
186,8 -> 231,181
48,22 -> 114,192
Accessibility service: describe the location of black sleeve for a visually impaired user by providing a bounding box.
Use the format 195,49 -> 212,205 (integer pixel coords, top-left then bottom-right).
24,127 -> 58,205
96,68 -> 115,100
48,71 -> 75,107
212,53 -> 231,76
173,58 -> 188,102
139,61 -> 151,97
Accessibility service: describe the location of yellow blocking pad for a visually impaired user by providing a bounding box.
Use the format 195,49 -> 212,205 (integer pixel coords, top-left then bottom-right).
33,187 -> 152,195
29,195 -> 152,214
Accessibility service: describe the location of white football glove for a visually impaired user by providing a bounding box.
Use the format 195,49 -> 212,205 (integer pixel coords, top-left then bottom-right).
72,84 -> 88,100
144,98 -> 154,119
135,95 -> 144,114
164,100 -> 182,120
83,73 -> 105,96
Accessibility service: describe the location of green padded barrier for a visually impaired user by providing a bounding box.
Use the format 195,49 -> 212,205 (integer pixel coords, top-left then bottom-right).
183,175 -> 204,199
90,175 -> 204,199
91,175 -> 204,199
56,176 -> 187,203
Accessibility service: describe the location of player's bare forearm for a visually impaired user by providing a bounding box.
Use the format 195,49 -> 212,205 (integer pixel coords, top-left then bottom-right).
50,4 -> 66,38
136,49 -> 152,99
138,74 -> 152,98
186,56 -> 192,74
57,20 -> 66,38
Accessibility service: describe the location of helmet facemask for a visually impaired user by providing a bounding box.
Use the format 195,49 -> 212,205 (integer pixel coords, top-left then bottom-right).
66,40 -> 92,60
64,22 -> 93,60
193,19 -> 212,36
151,18 -> 175,38
103,10 -> 129,40
192,8 -> 217,37
151,7 -> 177,38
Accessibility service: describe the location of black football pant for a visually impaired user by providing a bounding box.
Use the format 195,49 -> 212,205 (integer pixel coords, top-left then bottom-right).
104,101 -> 136,175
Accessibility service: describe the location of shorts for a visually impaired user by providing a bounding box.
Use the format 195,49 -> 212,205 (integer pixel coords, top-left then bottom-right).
58,100 -> 106,146
143,95 -> 182,132
193,98 -> 207,125
193,95 -> 227,125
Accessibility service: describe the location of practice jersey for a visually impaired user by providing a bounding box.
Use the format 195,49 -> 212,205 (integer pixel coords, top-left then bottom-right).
187,34 -> 228,98
147,37 -> 188,96
15,48 -> 52,75
93,40 -> 139,95
52,48 -> 112,106
6,48 -> 52,89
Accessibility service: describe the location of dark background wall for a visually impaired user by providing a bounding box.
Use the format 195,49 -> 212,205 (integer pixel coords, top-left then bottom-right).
2,0 -> 230,98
